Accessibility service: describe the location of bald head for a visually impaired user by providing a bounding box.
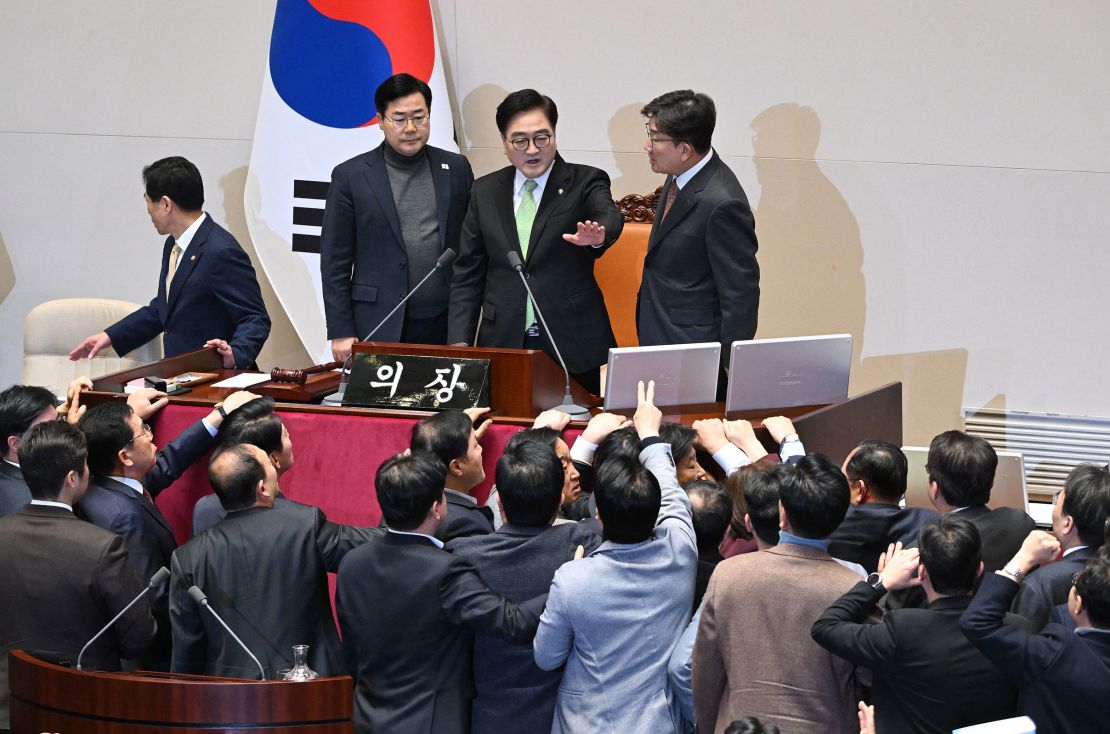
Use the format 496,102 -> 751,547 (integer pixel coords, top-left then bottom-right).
208,443 -> 277,512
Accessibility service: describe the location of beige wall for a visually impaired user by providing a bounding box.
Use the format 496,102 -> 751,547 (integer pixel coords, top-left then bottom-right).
3,1 -> 1108,443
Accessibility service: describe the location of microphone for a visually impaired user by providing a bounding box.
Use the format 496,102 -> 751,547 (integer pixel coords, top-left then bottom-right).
325,249 -> 458,405
506,251 -> 590,419
188,585 -> 267,681
76,566 -> 169,671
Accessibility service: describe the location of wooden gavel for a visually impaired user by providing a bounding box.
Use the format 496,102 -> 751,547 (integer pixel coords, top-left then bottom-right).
270,361 -> 344,385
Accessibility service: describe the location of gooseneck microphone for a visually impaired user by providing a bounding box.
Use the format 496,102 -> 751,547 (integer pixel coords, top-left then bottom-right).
76,566 -> 170,671
506,251 -> 590,419
188,585 -> 267,681
326,249 -> 459,405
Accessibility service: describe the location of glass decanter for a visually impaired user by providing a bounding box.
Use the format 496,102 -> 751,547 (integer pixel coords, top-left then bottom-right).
281,644 -> 319,681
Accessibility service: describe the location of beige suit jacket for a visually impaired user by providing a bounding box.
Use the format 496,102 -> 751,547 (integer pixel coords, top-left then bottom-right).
692,542 -> 861,734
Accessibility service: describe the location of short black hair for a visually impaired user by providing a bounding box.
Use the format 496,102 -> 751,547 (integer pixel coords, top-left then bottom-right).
78,401 -> 135,476
0,384 -> 57,455
927,431 -> 997,507
496,89 -> 558,136
744,464 -> 786,546
641,90 -> 716,154
594,426 -> 640,470
143,156 -> 204,211
724,716 -> 781,734
18,421 -> 87,501
917,514 -> 982,596
410,410 -> 472,469
1062,464 -> 1110,547
660,422 -> 696,465
496,438 -> 563,527
208,443 -> 265,512
219,396 -> 282,454
686,480 -> 731,554
1075,555 -> 1110,628
724,458 -> 776,540
374,72 -> 432,117
846,439 -> 908,502
505,426 -> 560,453
595,455 -> 660,544
779,454 -> 850,539
376,451 -> 445,531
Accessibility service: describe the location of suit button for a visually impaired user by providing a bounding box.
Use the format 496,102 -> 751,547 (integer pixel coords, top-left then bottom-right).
399,293 -> 406,301
399,262 -> 406,270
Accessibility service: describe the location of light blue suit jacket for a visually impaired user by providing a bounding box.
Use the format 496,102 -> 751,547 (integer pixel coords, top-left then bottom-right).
533,441 -> 697,733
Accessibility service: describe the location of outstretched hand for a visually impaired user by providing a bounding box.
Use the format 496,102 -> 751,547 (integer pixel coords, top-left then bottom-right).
582,412 -> 631,444
58,376 -> 93,425
465,407 -> 494,439
562,220 -> 606,247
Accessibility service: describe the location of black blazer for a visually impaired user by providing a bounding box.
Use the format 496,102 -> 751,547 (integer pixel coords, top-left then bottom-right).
320,143 -> 474,341
1011,546 -> 1096,632
170,504 -> 380,679
0,460 -> 30,519
962,573 -> 1110,734
813,580 -> 1017,734
105,214 -> 270,368
448,155 -> 624,373
637,152 -> 759,365
959,504 -> 1037,573
436,490 -> 494,543
191,490 -> 300,537
828,503 -> 940,573
447,522 -> 602,734
0,505 -> 156,728
336,531 -> 546,734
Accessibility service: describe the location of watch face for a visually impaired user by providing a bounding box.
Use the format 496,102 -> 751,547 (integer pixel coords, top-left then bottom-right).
866,572 -> 882,586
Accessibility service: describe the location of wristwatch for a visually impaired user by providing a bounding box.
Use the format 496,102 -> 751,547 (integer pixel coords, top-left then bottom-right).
1002,564 -> 1025,582
866,572 -> 886,595
214,402 -> 228,420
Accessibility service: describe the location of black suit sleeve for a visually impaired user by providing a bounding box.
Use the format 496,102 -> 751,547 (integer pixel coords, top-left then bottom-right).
439,556 -> 545,643
314,508 -> 384,572
447,189 -> 488,345
146,420 -> 217,496
168,550 -> 206,674
209,244 -> 270,368
320,165 -> 359,340
706,197 -> 759,345
98,532 -> 158,660
811,580 -> 895,669
579,169 -> 624,259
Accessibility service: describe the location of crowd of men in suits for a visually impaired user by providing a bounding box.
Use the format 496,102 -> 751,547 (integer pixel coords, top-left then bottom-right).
1,370 -> 1109,734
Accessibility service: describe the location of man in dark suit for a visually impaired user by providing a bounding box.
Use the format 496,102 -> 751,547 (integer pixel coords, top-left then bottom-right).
0,421 -> 156,730
1011,463 -> 1110,631
961,529 -> 1110,734
449,89 -> 624,395
637,90 -> 759,397
829,440 -> 939,573
69,156 -> 270,369
447,438 -> 601,734
321,73 -> 473,360
812,515 -> 1017,734
77,389 -> 257,666
686,479 -> 731,612
336,451 -> 546,734
410,407 -> 494,541
0,384 -> 58,518
170,443 -> 380,679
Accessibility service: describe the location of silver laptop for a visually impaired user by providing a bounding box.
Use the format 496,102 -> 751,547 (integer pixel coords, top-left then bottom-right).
724,334 -> 853,412
902,446 -> 1030,513
603,342 -> 721,411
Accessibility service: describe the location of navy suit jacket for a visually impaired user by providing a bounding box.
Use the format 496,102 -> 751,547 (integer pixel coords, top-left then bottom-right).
448,155 -> 624,373
637,152 -> 759,368
1011,546 -> 1096,632
0,460 -> 30,519
962,573 -> 1110,734
960,504 -> 1037,573
828,502 -> 940,573
320,143 -> 473,341
447,521 -> 603,734
105,214 -> 270,368
436,490 -> 494,543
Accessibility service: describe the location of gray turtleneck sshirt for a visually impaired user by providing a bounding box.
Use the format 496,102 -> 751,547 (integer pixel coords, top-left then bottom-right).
384,145 -> 445,318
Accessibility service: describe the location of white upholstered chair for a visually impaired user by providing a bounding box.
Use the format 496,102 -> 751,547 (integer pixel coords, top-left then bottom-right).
21,298 -> 163,395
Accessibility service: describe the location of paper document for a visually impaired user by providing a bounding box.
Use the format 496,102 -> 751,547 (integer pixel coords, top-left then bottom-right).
211,373 -> 272,389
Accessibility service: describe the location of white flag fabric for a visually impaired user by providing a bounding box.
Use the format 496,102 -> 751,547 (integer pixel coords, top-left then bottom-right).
245,0 -> 458,362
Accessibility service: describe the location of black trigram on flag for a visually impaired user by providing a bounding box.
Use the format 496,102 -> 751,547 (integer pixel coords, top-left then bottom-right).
292,179 -> 331,254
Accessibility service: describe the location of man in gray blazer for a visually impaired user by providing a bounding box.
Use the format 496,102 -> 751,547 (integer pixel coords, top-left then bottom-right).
448,435 -> 603,733
637,90 -> 759,397
533,381 -> 697,733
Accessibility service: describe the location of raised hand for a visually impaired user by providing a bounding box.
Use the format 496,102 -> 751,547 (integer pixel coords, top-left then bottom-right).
58,376 -> 93,425
126,388 -> 170,420
633,380 -> 661,439
204,339 -> 235,369
68,331 -> 111,361
582,412 -> 631,444
465,407 -> 494,439
561,220 -> 606,247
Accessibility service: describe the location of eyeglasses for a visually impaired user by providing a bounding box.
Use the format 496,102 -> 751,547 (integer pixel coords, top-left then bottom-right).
507,133 -> 553,151
384,114 -> 429,131
644,124 -> 675,146
126,423 -> 153,446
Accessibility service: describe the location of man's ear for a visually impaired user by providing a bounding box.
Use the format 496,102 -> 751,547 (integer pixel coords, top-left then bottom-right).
856,480 -> 871,504
448,458 -> 464,478
255,479 -> 268,504
744,514 -> 754,535
118,446 -> 134,469
6,435 -> 19,457
778,501 -> 788,531
976,560 -> 984,579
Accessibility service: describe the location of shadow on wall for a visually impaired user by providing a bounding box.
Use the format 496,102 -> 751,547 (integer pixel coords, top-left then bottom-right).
0,231 -> 14,307
459,83 -> 508,164
860,349 -> 971,445
607,101 -> 653,197
218,167 -> 311,372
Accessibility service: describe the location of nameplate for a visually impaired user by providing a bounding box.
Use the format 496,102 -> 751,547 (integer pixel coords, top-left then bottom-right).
343,353 -> 490,410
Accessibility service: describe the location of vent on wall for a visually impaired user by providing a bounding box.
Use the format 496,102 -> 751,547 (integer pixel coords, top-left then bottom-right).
964,408 -> 1110,503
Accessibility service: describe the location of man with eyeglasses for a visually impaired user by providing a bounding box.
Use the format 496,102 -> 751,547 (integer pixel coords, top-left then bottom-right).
638,90 -> 760,399
321,73 -> 474,360
75,388 -> 259,669
448,89 -> 624,396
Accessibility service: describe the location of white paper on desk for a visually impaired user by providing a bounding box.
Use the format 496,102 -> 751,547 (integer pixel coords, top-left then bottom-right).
211,373 -> 272,388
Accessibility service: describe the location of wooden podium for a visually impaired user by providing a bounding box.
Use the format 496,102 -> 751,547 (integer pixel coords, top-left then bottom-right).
8,650 -> 353,733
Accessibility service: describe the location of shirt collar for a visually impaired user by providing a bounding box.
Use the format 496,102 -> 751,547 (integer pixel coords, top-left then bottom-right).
4,459 -> 19,469
387,527 -> 444,549
779,529 -> 829,551
1076,627 -> 1110,638
174,211 -> 207,254
444,488 -> 477,506
30,499 -> 73,512
674,148 -> 714,190
1063,545 -> 1089,557
108,475 -> 146,497
513,163 -> 555,204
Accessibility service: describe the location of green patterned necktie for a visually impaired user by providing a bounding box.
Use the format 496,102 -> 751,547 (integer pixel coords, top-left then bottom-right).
515,179 -> 538,328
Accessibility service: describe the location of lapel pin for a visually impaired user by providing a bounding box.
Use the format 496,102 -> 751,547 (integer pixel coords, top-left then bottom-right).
558,188 -> 564,195
442,163 -> 450,170
190,255 -> 196,261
